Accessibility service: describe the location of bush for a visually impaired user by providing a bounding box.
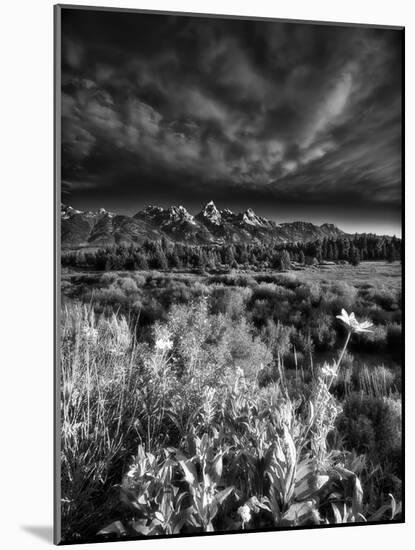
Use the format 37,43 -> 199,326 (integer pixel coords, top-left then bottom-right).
100,271 -> 118,285
132,273 -> 147,287
310,312 -> 337,351
209,286 -> 251,319
338,393 -> 402,463
118,276 -> 138,294
261,319 -> 293,357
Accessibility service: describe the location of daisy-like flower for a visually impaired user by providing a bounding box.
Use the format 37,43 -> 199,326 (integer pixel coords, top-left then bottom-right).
336,308 -> 373,334
237,504 -> 252,525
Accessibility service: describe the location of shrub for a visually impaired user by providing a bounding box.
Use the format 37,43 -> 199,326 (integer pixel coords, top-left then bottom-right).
338,393 -> 402,463
310,312 -> 337,351
118,276 -> 138,294
210,286 -> 251,319
132,273 -> 147,287
261,319 -> 292,357
321,281 -> 358,313
100,271 -> 118,285
94,286 -> 128,307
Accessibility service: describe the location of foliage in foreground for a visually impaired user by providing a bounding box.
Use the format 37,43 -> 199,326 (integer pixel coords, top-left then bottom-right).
61,301 -> 402,542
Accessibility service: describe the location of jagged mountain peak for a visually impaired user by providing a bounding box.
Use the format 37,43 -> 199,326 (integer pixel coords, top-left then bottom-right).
202,200 -> 220,214
198,200 -> 222,225
139,205 -> 164,218
240,207 -> 269,227
97,207 -> 115,218
221,207 -> 234,216
167,205 -> 194,222
61,203 -> 83,219
169,204 -> 188,213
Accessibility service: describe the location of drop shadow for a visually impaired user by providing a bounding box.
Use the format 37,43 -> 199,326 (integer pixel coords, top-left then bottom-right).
21,525 -> 53,543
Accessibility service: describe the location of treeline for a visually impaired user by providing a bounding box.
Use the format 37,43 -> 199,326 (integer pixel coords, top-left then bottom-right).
62,234 -> 402,271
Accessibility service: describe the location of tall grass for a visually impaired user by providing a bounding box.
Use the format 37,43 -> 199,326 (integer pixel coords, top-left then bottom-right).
61,304 -> 142,538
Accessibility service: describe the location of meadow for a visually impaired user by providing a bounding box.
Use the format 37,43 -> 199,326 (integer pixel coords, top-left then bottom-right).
60,261 -> 402,542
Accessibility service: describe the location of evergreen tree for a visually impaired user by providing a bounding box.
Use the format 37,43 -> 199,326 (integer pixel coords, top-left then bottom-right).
222,246 -> 235,266
150,248 -> 168,270
134,253 -> 149,270
387,243 -> 397,263
349,246 -> 360,266
168,249 -> 182,269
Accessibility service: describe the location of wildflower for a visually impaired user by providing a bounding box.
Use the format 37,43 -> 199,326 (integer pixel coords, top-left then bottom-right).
155,337 -> 173,352
320,363 -> 336,377
155,326 -> 173,352
336,308 -> 373,333
238,504 -> 252,525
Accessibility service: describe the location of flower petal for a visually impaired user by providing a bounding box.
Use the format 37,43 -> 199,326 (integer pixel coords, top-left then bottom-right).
356,327 -> 373,333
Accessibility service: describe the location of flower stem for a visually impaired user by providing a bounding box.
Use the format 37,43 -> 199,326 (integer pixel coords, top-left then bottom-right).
328,330 -> 351,391
337,331 -> 351,370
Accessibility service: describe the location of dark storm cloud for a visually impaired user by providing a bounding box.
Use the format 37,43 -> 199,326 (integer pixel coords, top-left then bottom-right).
60,8 -> 403,233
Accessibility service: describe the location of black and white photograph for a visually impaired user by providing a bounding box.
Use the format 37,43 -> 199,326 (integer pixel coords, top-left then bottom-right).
56,5 -> 403,544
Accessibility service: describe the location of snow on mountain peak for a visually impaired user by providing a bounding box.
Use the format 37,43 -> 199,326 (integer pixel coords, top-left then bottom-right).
221,208 -> 234,216
200,200 -> 222,225
144,205 -> 164,215
61,204 -> 82,219
241,208 -> 264,226
98,207 -> 115,218
167,205 -> 195,224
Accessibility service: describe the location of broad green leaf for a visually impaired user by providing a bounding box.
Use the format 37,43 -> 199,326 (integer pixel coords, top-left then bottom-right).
214,486 -> 234,505
132,519 -> 150,535
97,520 -> 126,536
282,500 -> 316,525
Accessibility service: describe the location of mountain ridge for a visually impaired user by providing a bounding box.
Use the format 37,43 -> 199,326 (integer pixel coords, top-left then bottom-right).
61,201 -> 350,249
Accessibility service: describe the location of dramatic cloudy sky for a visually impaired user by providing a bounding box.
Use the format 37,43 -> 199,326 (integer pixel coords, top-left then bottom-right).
60,8 -> 403,235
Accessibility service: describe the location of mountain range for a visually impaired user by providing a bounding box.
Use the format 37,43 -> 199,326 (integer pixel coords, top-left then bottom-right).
61,201 -> 347,249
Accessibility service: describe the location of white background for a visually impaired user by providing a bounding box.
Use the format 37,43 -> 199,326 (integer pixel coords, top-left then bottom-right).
0,0 -> 412,548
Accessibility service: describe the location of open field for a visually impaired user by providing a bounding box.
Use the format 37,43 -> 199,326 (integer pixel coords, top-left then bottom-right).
62,261 -> 402,293
288,261 -> 401,288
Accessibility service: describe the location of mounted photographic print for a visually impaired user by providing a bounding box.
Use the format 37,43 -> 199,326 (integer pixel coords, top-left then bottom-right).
54,4 -> 404,545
